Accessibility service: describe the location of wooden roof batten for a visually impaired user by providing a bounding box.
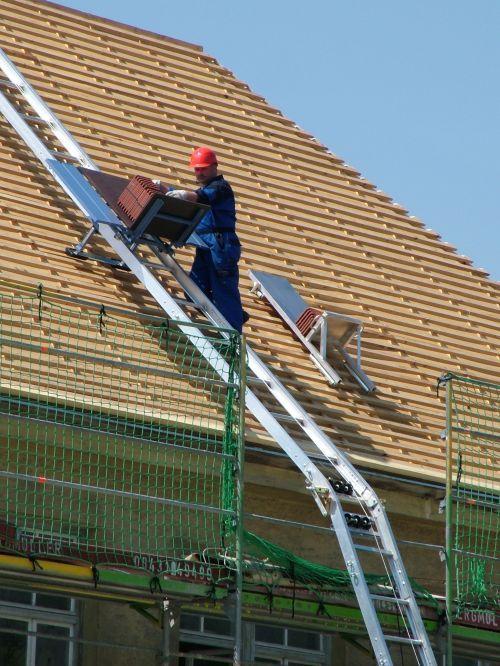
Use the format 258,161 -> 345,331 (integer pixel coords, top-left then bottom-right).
0,0 -> 498,484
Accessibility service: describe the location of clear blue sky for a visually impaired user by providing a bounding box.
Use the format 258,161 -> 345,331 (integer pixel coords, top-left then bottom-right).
56,0 -> 499,280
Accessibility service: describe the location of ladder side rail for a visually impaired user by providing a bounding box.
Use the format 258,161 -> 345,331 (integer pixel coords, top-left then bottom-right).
153,208 -> 436,666
374,507 -> 438,665
0,48 -> 97,169
247,345 -> 374,499
0,89 -> 55,164
157,248 -> 441,662
153,216 -> 437,666
0,92 -> 101,224
154,245 -> 438,661
329,502 -> 393,666
152,254 -> 441,663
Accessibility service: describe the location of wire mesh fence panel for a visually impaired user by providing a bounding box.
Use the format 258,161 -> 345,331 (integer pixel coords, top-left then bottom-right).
444,373 -> 499,616
0,284 -> 243,585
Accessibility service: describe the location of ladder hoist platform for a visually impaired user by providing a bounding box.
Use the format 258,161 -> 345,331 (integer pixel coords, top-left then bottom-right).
0,46 -> 437,666
249,269 -> 376,392
63,168 -> 210,268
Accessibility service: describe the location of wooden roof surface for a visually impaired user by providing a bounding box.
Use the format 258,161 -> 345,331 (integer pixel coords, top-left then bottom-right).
0,0 -> 498,481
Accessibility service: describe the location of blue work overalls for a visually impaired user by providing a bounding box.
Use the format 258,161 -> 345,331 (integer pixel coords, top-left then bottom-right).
189,175 -> 244,333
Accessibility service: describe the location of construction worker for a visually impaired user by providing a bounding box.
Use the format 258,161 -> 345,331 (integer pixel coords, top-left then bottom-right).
166,147 -> 246,333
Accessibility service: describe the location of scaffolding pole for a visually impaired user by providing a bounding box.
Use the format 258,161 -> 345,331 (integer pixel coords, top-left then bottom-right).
233,334 -> 246,665
161,599 -> 181,666
445,378 -> 454,666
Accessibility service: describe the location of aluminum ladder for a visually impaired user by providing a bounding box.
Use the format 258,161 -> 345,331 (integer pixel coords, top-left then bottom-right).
0,47 -> 437,666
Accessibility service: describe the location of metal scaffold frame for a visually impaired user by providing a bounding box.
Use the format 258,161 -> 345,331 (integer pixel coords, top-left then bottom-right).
440,372 -> 500,666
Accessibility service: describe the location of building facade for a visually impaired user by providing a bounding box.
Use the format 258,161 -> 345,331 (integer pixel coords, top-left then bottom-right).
0,1 -> 498,664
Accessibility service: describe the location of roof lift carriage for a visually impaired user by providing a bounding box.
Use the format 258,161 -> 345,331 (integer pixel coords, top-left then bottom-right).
65,169 -> 210,267
249,269 -> 376,392
0,46 -> 436,666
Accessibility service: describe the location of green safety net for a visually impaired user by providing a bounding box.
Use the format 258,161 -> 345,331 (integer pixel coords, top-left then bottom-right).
0,284 -> 243,583
240,530 -> 437,607
0,281 -> 438,611
444,373 -> 499,615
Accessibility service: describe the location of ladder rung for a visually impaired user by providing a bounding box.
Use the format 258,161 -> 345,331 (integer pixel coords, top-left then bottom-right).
0,78 -> 17,88
246,376 -> 266,385
21,113 -> 44,122
354,544 -> 393,557
348,526 -> 380,538
336,492 -> 361,504
172,297 -> 204,310
49,150 -> 80,161
140,260 -> 172,270
383,635 -> 423,646
370,594 -> 410,605
272,412 -> 305,427
270,411 -> 303,424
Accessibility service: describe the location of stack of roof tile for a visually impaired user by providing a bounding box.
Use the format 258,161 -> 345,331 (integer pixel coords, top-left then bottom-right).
296,307 -> 322,337
117,175 -> 161,224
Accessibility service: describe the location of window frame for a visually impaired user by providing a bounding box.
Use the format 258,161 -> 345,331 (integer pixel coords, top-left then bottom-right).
179,612 -> 329,665
0,590 -> 77,666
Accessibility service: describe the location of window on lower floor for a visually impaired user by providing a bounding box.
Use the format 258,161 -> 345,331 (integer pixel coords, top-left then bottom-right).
0,588 -> 76,666
180,613 -> 328,665
0,617 -> 27,666
255,622 -> 323,654
35,624 -> 71,666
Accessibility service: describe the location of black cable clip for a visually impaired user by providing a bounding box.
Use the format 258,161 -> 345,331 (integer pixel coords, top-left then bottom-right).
455,452 -> 463,486
28,554 -> 43,572
436,372 -> 452,397
437,609 -> 448,628
265,586 -> 274,615
206,580 -> 217,607
37,283 -> 43,322
316,599 -> 331,618
149,575 -> 163,595
98,305 -> 106,336
91,564 -> 100,589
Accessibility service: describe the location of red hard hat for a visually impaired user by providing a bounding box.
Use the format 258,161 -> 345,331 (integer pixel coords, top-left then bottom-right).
189,146 -> 218,168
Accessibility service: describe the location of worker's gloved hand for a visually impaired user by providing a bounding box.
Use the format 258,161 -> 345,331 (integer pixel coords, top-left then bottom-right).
165,189 -> 189,200
152,179 -> 167,193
